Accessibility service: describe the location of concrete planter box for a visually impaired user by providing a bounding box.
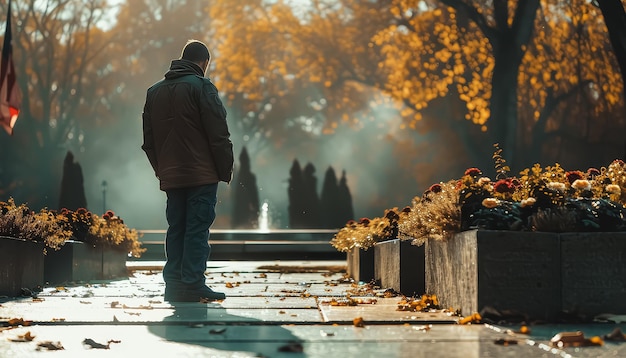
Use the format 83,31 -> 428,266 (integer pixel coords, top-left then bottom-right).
560,232 -> 626,317
346,247 -> 375,283
425,230 -> 561,321
374,239 -> 425,296
44,241 -> 128,284
102,247 -> 128,279
0,237 -> 45,297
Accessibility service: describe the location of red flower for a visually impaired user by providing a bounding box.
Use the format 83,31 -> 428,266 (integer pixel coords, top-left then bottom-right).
464,168 -> 482,176
359,218 -> 370,226
565,171 -> 584,184
493,179 -> 515,193
613,159 -> 625,166
76,208 -> 88,215
428,183 -> 442,193
586,168 -> 600,178
401,206 -> 411,213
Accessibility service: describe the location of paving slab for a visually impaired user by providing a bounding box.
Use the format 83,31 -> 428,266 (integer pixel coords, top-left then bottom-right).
1,260 -> 624,357
0,323 -> 580,358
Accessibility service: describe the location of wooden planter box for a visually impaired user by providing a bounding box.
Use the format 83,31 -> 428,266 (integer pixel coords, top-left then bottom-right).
425,230 -> 561,321
346,247 -> 375,283
44,241 -> 128,284
0,237 -> 44,297
374,239 -> 425,296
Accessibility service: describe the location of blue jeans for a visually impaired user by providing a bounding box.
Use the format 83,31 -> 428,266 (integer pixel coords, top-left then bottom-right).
162,183 -> 218,289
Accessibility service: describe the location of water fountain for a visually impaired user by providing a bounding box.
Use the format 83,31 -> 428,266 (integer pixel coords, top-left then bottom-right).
258,200 -> 270,232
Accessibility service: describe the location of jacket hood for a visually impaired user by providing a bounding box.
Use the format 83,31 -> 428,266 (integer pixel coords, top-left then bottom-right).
164,59 -> 205,79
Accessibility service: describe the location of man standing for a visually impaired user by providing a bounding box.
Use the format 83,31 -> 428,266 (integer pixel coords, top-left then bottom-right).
142,40 -> 233,302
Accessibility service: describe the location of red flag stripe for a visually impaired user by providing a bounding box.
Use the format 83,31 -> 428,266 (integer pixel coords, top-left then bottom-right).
0,0 -> 22,136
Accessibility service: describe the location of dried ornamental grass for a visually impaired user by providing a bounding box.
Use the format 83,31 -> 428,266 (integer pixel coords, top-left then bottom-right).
0,198 -> 72,251
397,180 -> 461,246
0,199 -> 145,257
330,207 -> 410,252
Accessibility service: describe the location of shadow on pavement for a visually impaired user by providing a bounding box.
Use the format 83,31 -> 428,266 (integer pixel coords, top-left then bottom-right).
148,301 -> 307,357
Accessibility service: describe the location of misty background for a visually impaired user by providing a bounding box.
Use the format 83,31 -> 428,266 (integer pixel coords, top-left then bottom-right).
0,0 -> 624,231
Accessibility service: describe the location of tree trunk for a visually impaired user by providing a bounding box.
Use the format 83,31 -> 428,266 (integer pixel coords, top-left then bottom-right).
595,0 -> 626,105
489,41 -> 523,170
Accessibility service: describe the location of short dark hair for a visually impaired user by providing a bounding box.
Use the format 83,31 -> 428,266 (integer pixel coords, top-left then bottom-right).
181,40 -> 210,63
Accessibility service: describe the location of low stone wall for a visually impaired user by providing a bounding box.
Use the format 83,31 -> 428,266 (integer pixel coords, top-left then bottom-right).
347,247 -> 374,283
425,230 -> 626,320
374,239 -> 424,296
0,237 -> 44,297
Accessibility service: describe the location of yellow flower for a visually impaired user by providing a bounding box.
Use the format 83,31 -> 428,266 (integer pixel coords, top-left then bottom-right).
606,184 -> 621,195
482,198 -> 499,208
571,179 -> 591,191
521,197 -> 536,208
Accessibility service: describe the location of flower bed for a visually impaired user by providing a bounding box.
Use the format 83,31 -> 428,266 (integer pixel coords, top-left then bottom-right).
0,199 -> 145,292
331,147 -> 626,318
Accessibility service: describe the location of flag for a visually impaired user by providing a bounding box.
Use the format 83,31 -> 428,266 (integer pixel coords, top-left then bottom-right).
0,0 -> 21,136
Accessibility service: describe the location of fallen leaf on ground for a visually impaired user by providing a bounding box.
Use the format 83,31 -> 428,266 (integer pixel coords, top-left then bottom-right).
604,327 -> 626,341
459,313 -> 482,325
9,331 -> 35,342
412,325 -> 432,332
122,304 -> 153,310
7,318 -> 31,327
257,264 -> 346,274
397,295 -> 439,312
495,338 -> 518,346
37,341 -> 64,350
550,331 -> 603,348
353,317 -> 365,328
83,338 -> 110,349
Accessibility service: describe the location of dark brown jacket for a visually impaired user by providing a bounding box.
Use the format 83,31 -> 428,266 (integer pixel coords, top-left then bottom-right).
142,59 -> 233,190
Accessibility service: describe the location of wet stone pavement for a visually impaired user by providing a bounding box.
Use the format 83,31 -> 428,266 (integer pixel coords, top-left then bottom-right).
1,260 -> 625,357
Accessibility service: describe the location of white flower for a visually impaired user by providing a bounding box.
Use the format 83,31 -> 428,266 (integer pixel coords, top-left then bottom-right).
477,177 -> 491,186
547,182 -> 566,192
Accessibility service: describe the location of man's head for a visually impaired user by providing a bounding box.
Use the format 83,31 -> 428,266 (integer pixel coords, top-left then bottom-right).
181,40 -> 211,74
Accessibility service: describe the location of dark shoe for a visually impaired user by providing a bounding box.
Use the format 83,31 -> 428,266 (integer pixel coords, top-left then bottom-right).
165,285 -> 225,302
163,287 -> 178,302
164,282 -> 184,302
192,286 -> 226,301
